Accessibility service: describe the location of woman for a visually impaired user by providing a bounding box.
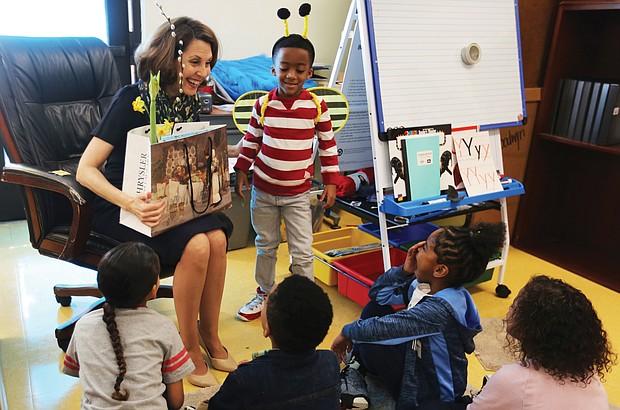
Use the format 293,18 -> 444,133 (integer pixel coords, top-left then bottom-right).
77,16 -> 236,387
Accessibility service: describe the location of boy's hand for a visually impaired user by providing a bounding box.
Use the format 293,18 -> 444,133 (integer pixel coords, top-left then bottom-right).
403,241 -> 424,275
235,170 -> 250,201
320,184 -> 337,209
330,332 -> 353,363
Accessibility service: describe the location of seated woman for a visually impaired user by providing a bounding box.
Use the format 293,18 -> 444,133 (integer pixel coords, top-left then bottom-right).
467,275 -> 616,409
77,16 -> 237,387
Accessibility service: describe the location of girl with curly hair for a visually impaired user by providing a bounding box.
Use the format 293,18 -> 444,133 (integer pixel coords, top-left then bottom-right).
468,275 -> 616,409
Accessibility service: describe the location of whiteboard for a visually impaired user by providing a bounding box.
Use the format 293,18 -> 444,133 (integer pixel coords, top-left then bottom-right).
363,0 -> 526,135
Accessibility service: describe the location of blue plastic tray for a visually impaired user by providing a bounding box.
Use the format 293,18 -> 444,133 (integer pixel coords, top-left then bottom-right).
358,222 -> 438,247
380,179 -> 525,219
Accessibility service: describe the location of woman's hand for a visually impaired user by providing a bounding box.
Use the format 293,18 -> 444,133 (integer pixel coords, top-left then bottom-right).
330,332 -> 353,363
126,192 -> 167,227
403,241 -> 424,275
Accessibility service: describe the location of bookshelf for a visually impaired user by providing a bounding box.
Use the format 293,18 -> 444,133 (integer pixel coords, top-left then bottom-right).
513,1 -> 620,292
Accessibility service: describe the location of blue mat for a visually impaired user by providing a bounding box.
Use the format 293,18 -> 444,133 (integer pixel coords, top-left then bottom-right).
211,55 -> 317,100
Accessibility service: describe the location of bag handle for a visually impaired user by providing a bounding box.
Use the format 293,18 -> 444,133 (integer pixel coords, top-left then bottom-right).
183,136 -> 213,215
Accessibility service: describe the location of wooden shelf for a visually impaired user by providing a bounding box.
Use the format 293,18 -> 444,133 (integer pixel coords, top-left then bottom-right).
538,133 -> 620,156
513,1 -> 620,291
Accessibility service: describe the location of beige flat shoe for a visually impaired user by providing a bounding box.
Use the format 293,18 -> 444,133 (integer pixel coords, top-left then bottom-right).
186,363 -> 218,387
204,345 -> 238,372
198,322 -> 238,372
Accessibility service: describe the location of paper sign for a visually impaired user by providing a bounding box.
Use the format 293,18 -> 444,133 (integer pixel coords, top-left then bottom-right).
453,131 -> 502,196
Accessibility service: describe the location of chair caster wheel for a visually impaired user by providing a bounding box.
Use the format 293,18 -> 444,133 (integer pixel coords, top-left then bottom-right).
56,295 -> 72,307
495,284 -> 511,298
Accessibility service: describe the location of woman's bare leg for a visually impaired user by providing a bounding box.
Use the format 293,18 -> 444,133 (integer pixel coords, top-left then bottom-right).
173,233 -> 211,375
198,230 -> 228,359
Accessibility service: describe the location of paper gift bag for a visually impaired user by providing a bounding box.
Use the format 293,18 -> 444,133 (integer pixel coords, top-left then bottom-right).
121,122 -> 231,237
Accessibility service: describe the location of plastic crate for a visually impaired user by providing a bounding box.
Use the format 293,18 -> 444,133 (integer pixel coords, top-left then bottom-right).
333,247 -> 407,306
312,227 -> 382,286
358,222 -> 439,248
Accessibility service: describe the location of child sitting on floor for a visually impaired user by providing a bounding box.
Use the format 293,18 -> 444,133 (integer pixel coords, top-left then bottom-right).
331,222 -> 506,409
467,275 -> 615,409
62,242 -> 194,409
205,275 -> 340,409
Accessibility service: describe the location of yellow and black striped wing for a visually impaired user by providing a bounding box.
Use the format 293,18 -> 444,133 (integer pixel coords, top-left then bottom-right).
232,90 -> 268,135
308,86 -> 349,133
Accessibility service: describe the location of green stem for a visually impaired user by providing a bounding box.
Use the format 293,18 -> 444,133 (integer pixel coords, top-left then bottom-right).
149,97 -> 157,144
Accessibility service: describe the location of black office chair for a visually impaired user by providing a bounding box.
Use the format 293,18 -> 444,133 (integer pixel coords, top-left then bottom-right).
0,36 -> 174,351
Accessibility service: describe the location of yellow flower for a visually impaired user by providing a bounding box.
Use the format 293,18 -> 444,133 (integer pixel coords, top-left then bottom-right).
157,119 -> 174,137
132,96 -> 146,114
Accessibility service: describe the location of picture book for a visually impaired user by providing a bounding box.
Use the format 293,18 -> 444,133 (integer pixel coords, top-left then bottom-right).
398,132 -> 441,201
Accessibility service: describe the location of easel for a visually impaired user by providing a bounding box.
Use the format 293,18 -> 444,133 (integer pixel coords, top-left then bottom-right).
326,0 -> 373,172
329,0 -> 526,297
329,0 -> 357,88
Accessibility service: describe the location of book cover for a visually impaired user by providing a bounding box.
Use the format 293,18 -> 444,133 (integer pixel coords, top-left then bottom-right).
388,138 -> 407,202
549,78 -> 564,134
387,124 -> 451,201
571,80 -> 592,140
590,83 -> 611,143
595,83 -> 620,146
582,82 -> 602,143
398,133 -> 441,201
566,80 -> 585,139
439,133 -> 456,192
554,78 -> 578,137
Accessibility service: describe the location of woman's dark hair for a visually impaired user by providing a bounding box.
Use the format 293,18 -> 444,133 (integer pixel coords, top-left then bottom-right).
135,16 -> 219,88
266,275 -> 333,352
506,275 -> 616,385
433,222 -> 506,287
271,34 -> 315,66
97,242 -> 160,401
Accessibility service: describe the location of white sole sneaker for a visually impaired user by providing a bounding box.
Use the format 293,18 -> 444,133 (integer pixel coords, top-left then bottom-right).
352,397 -> 369,409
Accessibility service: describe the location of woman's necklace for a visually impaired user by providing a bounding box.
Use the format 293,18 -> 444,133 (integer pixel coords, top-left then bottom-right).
138,80 -> 200,124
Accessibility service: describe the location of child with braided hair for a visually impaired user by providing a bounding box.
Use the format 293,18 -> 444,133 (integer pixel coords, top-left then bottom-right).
62,242 -> 195,409
331,222 -> 506,409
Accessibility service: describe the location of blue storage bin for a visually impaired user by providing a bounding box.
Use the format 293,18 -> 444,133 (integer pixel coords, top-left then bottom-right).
358,222 -> 439,248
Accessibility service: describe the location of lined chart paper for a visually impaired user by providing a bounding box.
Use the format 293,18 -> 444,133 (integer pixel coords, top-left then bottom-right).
363,0 -> 525,132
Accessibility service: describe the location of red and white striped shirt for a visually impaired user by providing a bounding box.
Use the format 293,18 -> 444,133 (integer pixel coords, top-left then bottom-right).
234,89 -> 340,196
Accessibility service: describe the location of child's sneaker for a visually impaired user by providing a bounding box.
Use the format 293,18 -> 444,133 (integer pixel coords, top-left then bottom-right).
340,365 -> 370,409
236,287 -> 268,322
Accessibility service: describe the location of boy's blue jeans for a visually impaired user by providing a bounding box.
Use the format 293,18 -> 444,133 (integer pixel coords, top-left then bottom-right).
250,186 -> 314,292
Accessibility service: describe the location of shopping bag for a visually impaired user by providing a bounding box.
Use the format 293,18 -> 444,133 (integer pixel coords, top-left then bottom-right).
120,122 -> 231,237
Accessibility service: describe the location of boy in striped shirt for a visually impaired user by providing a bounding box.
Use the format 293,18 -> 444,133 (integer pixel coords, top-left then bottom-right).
234,33 -> 340,321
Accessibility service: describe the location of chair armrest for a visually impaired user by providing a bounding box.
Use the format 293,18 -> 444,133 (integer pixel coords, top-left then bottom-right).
1,163 -> 95,260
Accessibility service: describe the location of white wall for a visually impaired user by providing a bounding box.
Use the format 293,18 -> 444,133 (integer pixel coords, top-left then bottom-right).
141,0 -> 350,68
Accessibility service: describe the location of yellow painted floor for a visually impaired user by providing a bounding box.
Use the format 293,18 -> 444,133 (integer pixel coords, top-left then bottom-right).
1,217 -> 619,409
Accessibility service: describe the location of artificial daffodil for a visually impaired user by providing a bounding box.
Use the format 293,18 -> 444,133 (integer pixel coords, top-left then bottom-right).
157,119 -> 174,137
132,96 -> 146,114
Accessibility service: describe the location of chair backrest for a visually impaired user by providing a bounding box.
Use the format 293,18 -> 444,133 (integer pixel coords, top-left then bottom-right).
0,36 -> 122,254
0,36 -> 121,168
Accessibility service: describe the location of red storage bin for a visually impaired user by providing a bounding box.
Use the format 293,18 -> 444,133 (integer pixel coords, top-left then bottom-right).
333,247 -> 407,306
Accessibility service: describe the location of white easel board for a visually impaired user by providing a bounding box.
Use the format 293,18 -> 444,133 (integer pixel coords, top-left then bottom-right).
363,0 -> 526,135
